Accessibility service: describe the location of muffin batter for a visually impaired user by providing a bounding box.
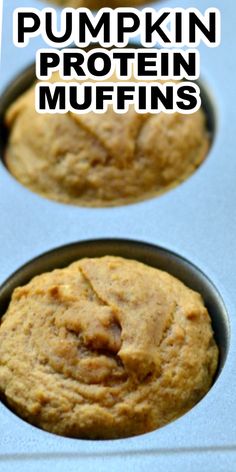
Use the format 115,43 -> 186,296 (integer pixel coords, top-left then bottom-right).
0,256 -> 218,439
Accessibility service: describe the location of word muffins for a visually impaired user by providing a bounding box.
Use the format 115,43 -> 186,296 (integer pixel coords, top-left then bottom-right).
5,72 -> 209,207
0,256 -> 218,439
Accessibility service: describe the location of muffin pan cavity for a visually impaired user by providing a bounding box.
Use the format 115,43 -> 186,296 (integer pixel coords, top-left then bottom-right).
0,58 -> 216,208
0,62 -> 217,151
0,238 -> 229,381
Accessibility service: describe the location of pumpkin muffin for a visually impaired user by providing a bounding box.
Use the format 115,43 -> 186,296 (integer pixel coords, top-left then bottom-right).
0,256 -> 218,439
5,71 -> 209,207
44,0 -> 153,8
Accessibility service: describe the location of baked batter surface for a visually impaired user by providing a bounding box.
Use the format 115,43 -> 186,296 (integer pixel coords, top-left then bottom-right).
0,256 -> 218,438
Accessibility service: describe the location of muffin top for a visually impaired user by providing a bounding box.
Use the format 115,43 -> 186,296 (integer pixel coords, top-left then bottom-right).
0,256 -> 218,439
5,71 -> 209,207
44,0 -> 153,8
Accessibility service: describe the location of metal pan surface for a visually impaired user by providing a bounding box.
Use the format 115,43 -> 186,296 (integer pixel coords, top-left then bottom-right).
0,1 -> 235,471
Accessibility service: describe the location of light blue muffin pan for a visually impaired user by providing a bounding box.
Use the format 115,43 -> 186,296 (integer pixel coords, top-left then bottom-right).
0,0 -> 235,471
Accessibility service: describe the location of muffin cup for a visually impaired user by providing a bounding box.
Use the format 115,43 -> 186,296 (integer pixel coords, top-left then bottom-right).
0,48 -> 217,208
0,237 -> 229,369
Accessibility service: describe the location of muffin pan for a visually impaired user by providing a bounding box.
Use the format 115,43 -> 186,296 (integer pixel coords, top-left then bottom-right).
0,0 -> 236,471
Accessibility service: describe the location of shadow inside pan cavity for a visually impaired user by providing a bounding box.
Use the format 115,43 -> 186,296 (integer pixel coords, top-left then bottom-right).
0,239 -> 229,378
